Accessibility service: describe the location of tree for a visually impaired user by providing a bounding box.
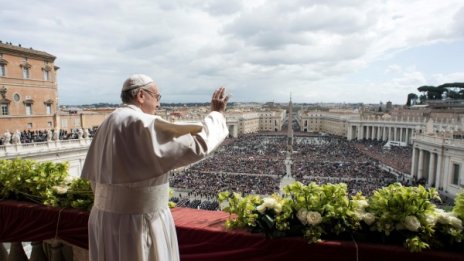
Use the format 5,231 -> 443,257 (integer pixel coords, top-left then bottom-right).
417,85 -> 445,100
406,93 -> 418,106
437,82 -> 464,99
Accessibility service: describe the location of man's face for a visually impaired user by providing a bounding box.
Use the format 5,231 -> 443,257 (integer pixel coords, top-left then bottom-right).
140,83 -> 161,115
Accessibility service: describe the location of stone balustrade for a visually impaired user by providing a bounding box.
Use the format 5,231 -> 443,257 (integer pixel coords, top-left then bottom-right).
1,240 -> 87,261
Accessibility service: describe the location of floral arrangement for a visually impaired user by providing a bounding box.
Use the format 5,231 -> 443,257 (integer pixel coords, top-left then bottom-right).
1,159 -> 463,252
0,158 -> 177,211
0,158 -> 94,210
218,181 -> 464,252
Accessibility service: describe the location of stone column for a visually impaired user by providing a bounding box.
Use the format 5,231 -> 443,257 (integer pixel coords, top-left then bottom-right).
0,243 -> 7,261
400,127 -> 403,143
428,153 -> 436,187
435,153 -> 443,189
411,147 -> 417,178
7,242 -> 28,261
417,149 -> 424,180
30,241 -> 47,261
347,125 -> 352,140
442,156 -> 450,192
405,128 -> 409,144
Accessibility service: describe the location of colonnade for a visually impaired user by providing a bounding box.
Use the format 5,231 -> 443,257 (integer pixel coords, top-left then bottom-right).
409,134 -> 464,199
411,147 -> 443,188
349,124 -> 415,144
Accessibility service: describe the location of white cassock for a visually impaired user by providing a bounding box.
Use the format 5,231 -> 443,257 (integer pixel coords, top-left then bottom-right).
81,104 -> 228,261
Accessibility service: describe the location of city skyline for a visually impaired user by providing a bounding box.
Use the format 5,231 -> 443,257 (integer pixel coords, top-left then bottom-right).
1,0 -> 463,105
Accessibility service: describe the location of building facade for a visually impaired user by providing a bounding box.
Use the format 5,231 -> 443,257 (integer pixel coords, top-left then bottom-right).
0,42 -> 59,133
411,132 -> 464,199
298,105 -> 464,198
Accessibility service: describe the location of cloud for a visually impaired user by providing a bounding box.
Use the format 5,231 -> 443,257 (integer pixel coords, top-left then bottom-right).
1,0 -> 463,105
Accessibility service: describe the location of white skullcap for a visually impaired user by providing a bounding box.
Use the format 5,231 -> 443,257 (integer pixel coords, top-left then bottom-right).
122,74 -> 154,91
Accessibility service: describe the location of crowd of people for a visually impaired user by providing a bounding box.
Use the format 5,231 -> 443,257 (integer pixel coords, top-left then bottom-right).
353,140 -> 412,174
1,127 -> 415,210
170,169 -> 280,199
169,134 -> 407,205
171,197 -> 220,211
0,127 -> 98,145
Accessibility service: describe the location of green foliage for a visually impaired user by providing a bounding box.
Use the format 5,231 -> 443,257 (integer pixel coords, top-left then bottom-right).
406,93 -> 418,106
219,182 -> 464,252
283,182 -> 360,242
367,183 -> 442,250
453,191 -> 464,221
0,158 -> 177,211
415,82 -> 464,102
42,178 -> 94,211
0,159 -> 68,203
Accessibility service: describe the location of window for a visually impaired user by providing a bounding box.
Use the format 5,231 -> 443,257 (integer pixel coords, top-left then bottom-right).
0,53 -> 5,77
43,70 -> 49,81
452,163 -> 460,185
25,104 -> 32,115
43,61 -> 51,81
13,93 -> 20,102
61,119 -> 68,129
48,121 -> 52,127
23,67 -> 30,79
22,58 -> 31,79
1,104 -> 8,115
46,104 -> 52,114
27,123 -> 32,129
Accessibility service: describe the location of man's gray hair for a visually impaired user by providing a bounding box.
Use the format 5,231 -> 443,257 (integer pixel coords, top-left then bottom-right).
121,88 -> 142,103
120,74 -> 154,103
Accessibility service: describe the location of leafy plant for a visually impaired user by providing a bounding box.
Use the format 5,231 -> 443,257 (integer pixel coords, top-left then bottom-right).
0,158 -> 68,203
453,191 -> 464,221
0,158 -> 176,211
218,182 -> 464,252
283,182 -> 361,243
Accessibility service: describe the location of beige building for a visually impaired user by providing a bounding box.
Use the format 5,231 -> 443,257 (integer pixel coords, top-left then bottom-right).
412,132 -> 464,199
0,42 -> 59,133
259,110 -> 286,132
298,109 -> 357,136
299,104 -> 464,198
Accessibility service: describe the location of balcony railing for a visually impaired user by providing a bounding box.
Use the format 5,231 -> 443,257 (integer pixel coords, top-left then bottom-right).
0,139 -> 92,158
1,200 -> 462,261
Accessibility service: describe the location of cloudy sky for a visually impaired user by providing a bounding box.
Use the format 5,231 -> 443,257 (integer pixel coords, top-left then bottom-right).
1,0 -> 463,105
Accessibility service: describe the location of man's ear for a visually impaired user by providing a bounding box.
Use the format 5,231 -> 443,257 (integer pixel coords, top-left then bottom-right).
136,89 -> 144,104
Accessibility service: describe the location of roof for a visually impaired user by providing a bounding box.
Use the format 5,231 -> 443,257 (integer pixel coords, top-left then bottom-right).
0,41 -> 56,61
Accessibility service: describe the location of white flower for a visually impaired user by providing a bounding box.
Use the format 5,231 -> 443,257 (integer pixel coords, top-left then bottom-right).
262,197 -> 277,208
403,216 -> 421,232
363,212 -> 376,225
306,211 -> 322,226
256,204 -> 266,214
354,211 -> 363,220
257,197 -> 282,214
436,208 -> 447,223
355,199 -> 369,211
433,209 -> 462,229
65,175 -> 78,183
425,213 -> 438,226
52,185 -> 68,195
448,216 -> 463,230
297,208 -> 308,225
